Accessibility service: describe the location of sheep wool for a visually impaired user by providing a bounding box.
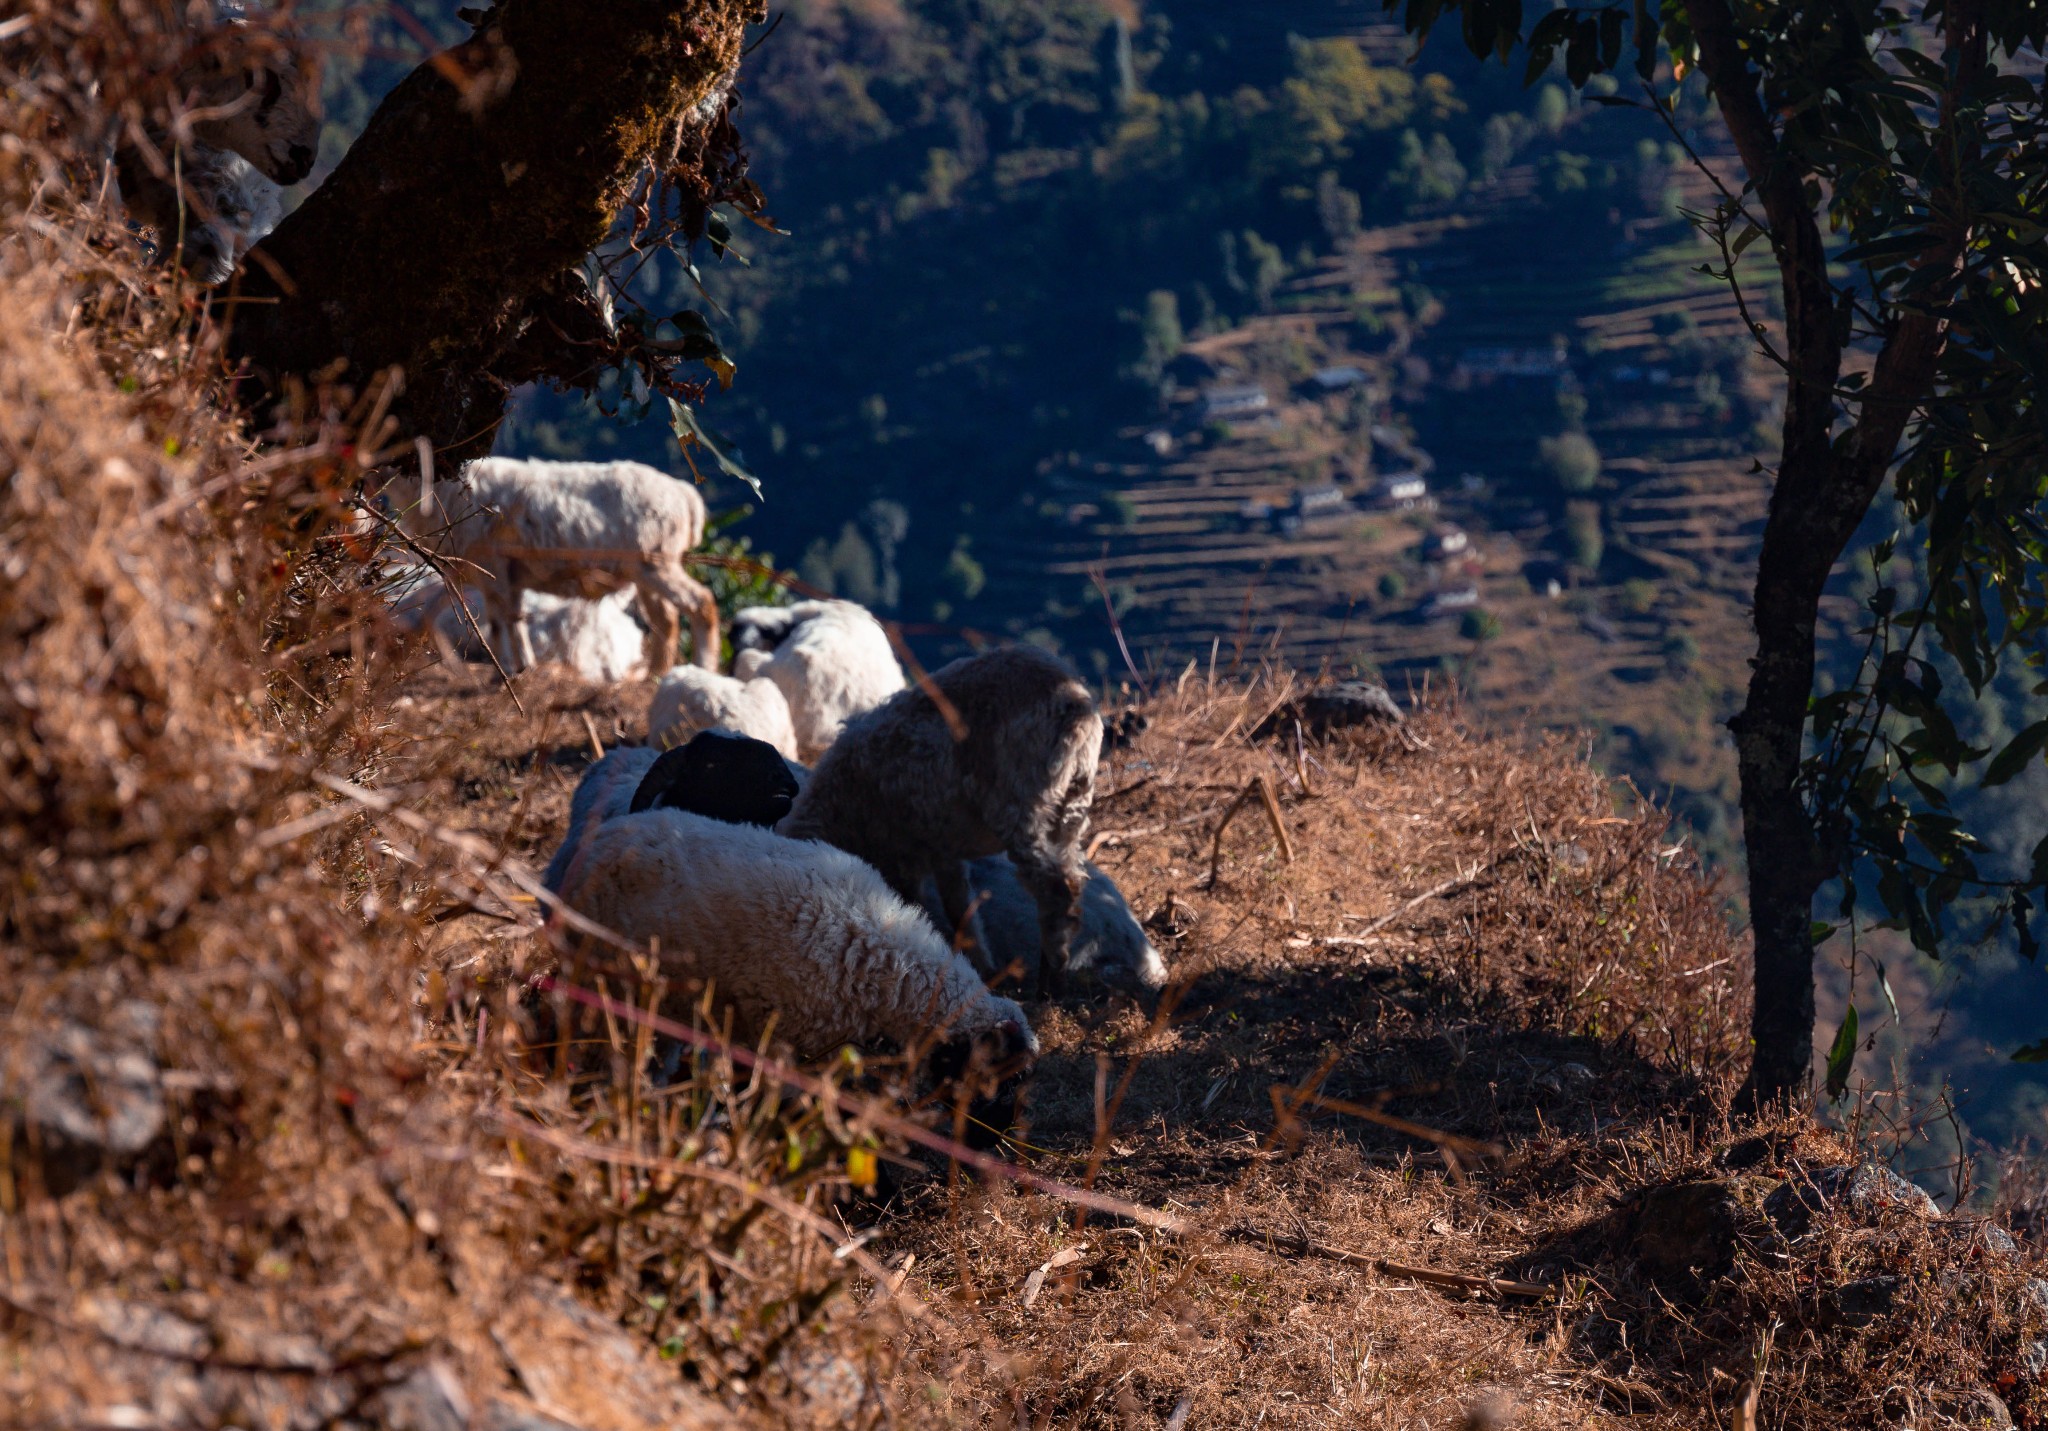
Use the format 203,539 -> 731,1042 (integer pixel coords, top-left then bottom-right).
388,457 -> 720,679
779,645 -> 1102,996
557,809 -> 1036,1062
540,746 -> 659,893
730,600 -> 904,760
647,665 -> 799,759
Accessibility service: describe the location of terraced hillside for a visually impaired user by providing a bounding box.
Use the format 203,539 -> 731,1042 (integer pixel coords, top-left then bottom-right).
1010,116 -> 1771,854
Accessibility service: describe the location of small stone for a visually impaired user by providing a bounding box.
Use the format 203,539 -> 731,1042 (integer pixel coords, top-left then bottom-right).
379,1360 -> 472,1431
1829,1275 -> 1902,1329
13,1010 -> 166,1159
1929,1385 -> 2014,1429
1550,842 -> 1592,871
478,1402 -> 586,1431
1634,1179 -> 1741,1281
1764,1162 -> 1939,1239
1254,681 -> 1404,740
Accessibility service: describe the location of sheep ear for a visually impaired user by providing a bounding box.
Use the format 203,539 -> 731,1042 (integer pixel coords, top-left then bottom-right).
627,744 -> 693,813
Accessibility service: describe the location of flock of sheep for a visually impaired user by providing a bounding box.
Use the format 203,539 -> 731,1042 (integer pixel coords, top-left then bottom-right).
393,455 -> 1169,1145
111,11 -> 1168,1144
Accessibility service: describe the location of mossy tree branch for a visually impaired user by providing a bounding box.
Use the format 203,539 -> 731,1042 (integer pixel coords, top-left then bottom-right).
231,0 -> 762,458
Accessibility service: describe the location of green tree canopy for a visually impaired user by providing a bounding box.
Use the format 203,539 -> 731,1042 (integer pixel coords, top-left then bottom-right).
1382,0 -> 2048,1106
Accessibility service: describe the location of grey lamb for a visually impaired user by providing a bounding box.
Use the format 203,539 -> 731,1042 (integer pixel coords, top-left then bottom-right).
778,645 -> 1102,998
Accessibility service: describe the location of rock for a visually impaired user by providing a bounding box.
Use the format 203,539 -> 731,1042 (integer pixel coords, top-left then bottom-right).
1718,1133 -> 1792,1173
78,1296 -> 209,1360
378,1361 -> 472,1431
1927,1386 -> 2014,1429
5,1004 -> 166,1191
1634,1179 -> 1741,1281
1253,681 -> 1404,740
2024,1340 -> 2048,1378
780,1346 -> 867,1423
1937,1219 -> 2021,1258
491,1279 -> 735,1431
477,1400 -> 588,1431
1763,1162 -> 1939,1240
1828,1275 -> 1902,1329
1532,1060 -> 1594,1096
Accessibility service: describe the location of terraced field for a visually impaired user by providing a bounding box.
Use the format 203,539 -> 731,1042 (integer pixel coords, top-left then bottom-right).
1000,108 -> 1770,852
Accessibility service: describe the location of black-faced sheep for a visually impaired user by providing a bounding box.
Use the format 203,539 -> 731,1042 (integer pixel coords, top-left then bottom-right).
387,457 -> 720,678
540,733 -> 803,895
626,730 -> 802,826
647,665 -> 798,759
111,5 -> 319,284
555,808 -> 1037,1144
730,599 -> 904,761
777,646 -> 1103,998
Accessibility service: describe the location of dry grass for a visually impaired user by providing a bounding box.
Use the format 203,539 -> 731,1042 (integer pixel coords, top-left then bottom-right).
396,665 -> 2048,1428
5,7 -> 2045,1428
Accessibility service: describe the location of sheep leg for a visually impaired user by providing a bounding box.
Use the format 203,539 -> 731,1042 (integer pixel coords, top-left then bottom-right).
482,580 -> 525,675
640,561 -> 721,671
635,587 -> 682,675
1012,849 -> 1085,999
934,861 -> 998,981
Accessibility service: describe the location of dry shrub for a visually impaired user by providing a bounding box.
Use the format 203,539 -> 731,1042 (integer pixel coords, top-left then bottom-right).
0,9 -> 906,1426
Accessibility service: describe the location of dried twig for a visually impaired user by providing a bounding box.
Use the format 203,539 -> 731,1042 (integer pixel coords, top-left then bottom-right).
1219,1228 -> 1553,1299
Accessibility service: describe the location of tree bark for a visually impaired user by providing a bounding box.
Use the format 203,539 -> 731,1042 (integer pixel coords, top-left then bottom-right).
229,0 -> 762,458
1689,0 -> 1972,1108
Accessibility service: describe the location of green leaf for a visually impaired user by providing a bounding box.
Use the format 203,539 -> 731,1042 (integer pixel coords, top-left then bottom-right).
1824,1005 -> 1859,1101
1982,717 -> 2048,787
2013,1039 -> 2048,1064
1632,0 -> 1659,81
1731,223 -> 1765,257
668,397 -> 763,501
1598,5 -> 1625,69
1809,920 -> 1838,944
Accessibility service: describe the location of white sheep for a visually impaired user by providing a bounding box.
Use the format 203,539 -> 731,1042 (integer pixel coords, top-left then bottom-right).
387,457 -> 721,678
729,600 -> 904,761
939,857 -> 1168,1008
778,646 -> 1102,998
647,666 -> 798,759
555,809 -> 1037,1137
392,568 -> 649,683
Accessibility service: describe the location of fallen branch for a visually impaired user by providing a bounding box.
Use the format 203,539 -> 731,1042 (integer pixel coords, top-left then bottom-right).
1255,773 -> 1295,864
1342,864 -> 1484,937
1205,775 -> 1295,885
1219,1227 -> 1552,1299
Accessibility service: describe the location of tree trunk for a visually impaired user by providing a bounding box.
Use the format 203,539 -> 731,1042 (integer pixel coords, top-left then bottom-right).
1688,0 -> 1849,1108
1689,0 -> 1971,1109
230,0 -> 761,458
